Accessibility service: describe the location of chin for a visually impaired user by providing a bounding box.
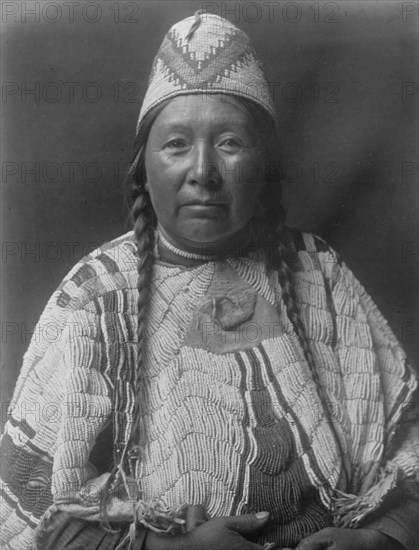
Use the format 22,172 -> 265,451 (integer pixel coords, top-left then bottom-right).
180,228 -> 250,254
179,222 -> 233,247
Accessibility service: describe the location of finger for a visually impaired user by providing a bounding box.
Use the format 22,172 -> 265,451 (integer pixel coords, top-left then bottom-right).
296,529 -> 335,550
221,511 -> 270,536
247,542 -> 270,550
296,540 -> 327,550
185,504 -> 208,531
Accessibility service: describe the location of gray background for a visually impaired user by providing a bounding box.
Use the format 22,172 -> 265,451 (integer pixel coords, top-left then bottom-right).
1,0 -> 418,419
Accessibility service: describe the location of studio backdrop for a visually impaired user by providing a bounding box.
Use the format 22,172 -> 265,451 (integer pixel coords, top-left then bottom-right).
1,0 -> 418,418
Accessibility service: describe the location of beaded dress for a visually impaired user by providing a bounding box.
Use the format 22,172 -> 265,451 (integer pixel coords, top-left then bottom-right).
0,230 -> 417,549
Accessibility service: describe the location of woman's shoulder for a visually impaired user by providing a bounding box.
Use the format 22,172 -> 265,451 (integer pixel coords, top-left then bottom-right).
284,226 -> 337,256
280,227 -> 341,276
50,230 -> 138,313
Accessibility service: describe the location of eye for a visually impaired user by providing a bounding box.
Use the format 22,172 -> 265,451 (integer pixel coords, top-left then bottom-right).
218,137 -> 243,151
164,138 -> 189,151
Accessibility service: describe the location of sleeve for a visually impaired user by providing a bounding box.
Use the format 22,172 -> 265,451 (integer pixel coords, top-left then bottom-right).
315,237 -> 418,535
0,248 -> 186,550
33,509 -> 148,550
0,285 -> 114,549
0,279 -> 80,549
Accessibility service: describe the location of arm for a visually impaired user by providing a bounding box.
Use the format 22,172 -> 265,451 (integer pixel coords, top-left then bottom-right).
0,243 -> 116,549
0,316 -> 114,549
300,235 -> 418,550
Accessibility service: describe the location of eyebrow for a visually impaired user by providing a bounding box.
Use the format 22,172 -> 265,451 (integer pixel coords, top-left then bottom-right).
157,121 -> 191,132
156,118 -> 252,133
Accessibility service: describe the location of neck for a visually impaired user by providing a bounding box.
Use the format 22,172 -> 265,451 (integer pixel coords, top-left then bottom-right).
156,224 -> 259,266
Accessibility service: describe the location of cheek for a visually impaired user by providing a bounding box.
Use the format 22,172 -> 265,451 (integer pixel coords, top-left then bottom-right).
234,182 -> 264,221
145,155 -> 178,211
146,177 -> 175,219
226,155 -> 266,216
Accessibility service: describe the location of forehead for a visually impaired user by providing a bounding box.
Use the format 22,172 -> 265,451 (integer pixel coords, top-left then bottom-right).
151,94 -> 256,130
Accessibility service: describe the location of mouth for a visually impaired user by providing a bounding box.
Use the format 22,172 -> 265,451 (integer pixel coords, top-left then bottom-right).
183,200 -> 228,207
181,201 -> 227,218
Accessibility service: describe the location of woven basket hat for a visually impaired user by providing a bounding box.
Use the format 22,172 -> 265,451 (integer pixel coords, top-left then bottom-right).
136,10 -> 277,132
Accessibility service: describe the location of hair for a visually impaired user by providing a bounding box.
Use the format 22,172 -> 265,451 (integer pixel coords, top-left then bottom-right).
101,93 -> 343,519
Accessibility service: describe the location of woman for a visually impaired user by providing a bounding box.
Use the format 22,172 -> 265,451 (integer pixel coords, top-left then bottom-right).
0,11 -> 417,550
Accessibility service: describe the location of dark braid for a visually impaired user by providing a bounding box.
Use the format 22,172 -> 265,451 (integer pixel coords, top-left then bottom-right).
100,104 -> 168,521
246,100 -> 346,486
237,102 -> 305,342
258,177 -> 319,380
263,207 -> 321,400
130,192 -> 156,449
257,173 -> 317,382
262,196 -> 347,487
123,104 -> 177,463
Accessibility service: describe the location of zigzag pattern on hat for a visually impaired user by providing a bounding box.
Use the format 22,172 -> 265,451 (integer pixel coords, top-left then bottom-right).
158,28 -> 260,87
137,12 -> 277,131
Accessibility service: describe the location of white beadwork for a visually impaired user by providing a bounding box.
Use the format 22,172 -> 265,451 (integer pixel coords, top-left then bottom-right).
158,231 -> 218,262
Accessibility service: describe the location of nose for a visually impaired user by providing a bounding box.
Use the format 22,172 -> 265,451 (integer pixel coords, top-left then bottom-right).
186,141 -> 222,188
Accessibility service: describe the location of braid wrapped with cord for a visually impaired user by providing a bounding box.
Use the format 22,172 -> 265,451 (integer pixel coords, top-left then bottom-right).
241,99 -> 321,384
99,105 -> 163,524
256,209 -> 348,490
124,103 -> 169,470
129,190 -> 157,459
251,101 -> 348,488
122,108 -> 160,474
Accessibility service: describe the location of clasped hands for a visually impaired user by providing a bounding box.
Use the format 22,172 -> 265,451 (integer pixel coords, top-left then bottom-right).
144,505 -> 401,550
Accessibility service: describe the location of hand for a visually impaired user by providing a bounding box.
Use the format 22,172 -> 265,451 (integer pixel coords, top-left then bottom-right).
185,504 -> 210,531
145,510 -> 270,550
295,527 -> 404,549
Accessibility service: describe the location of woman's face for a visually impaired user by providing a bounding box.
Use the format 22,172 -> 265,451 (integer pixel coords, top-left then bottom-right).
144,94 -> 266,250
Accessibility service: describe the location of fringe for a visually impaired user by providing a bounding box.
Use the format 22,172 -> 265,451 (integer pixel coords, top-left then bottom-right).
135,500 -> 187,534
332,461 -> 404,528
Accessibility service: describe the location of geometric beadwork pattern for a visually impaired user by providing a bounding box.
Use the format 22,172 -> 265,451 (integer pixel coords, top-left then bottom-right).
137,12 -> 277,131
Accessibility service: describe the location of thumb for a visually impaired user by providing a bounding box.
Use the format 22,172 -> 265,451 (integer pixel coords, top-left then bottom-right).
186,504 -> 209,531
222,511 -> 270,535
296,530 -> 332,550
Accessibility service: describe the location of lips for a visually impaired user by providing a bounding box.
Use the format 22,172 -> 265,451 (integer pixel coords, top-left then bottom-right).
182,199 -> 228,207
181,200 -> 227,218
